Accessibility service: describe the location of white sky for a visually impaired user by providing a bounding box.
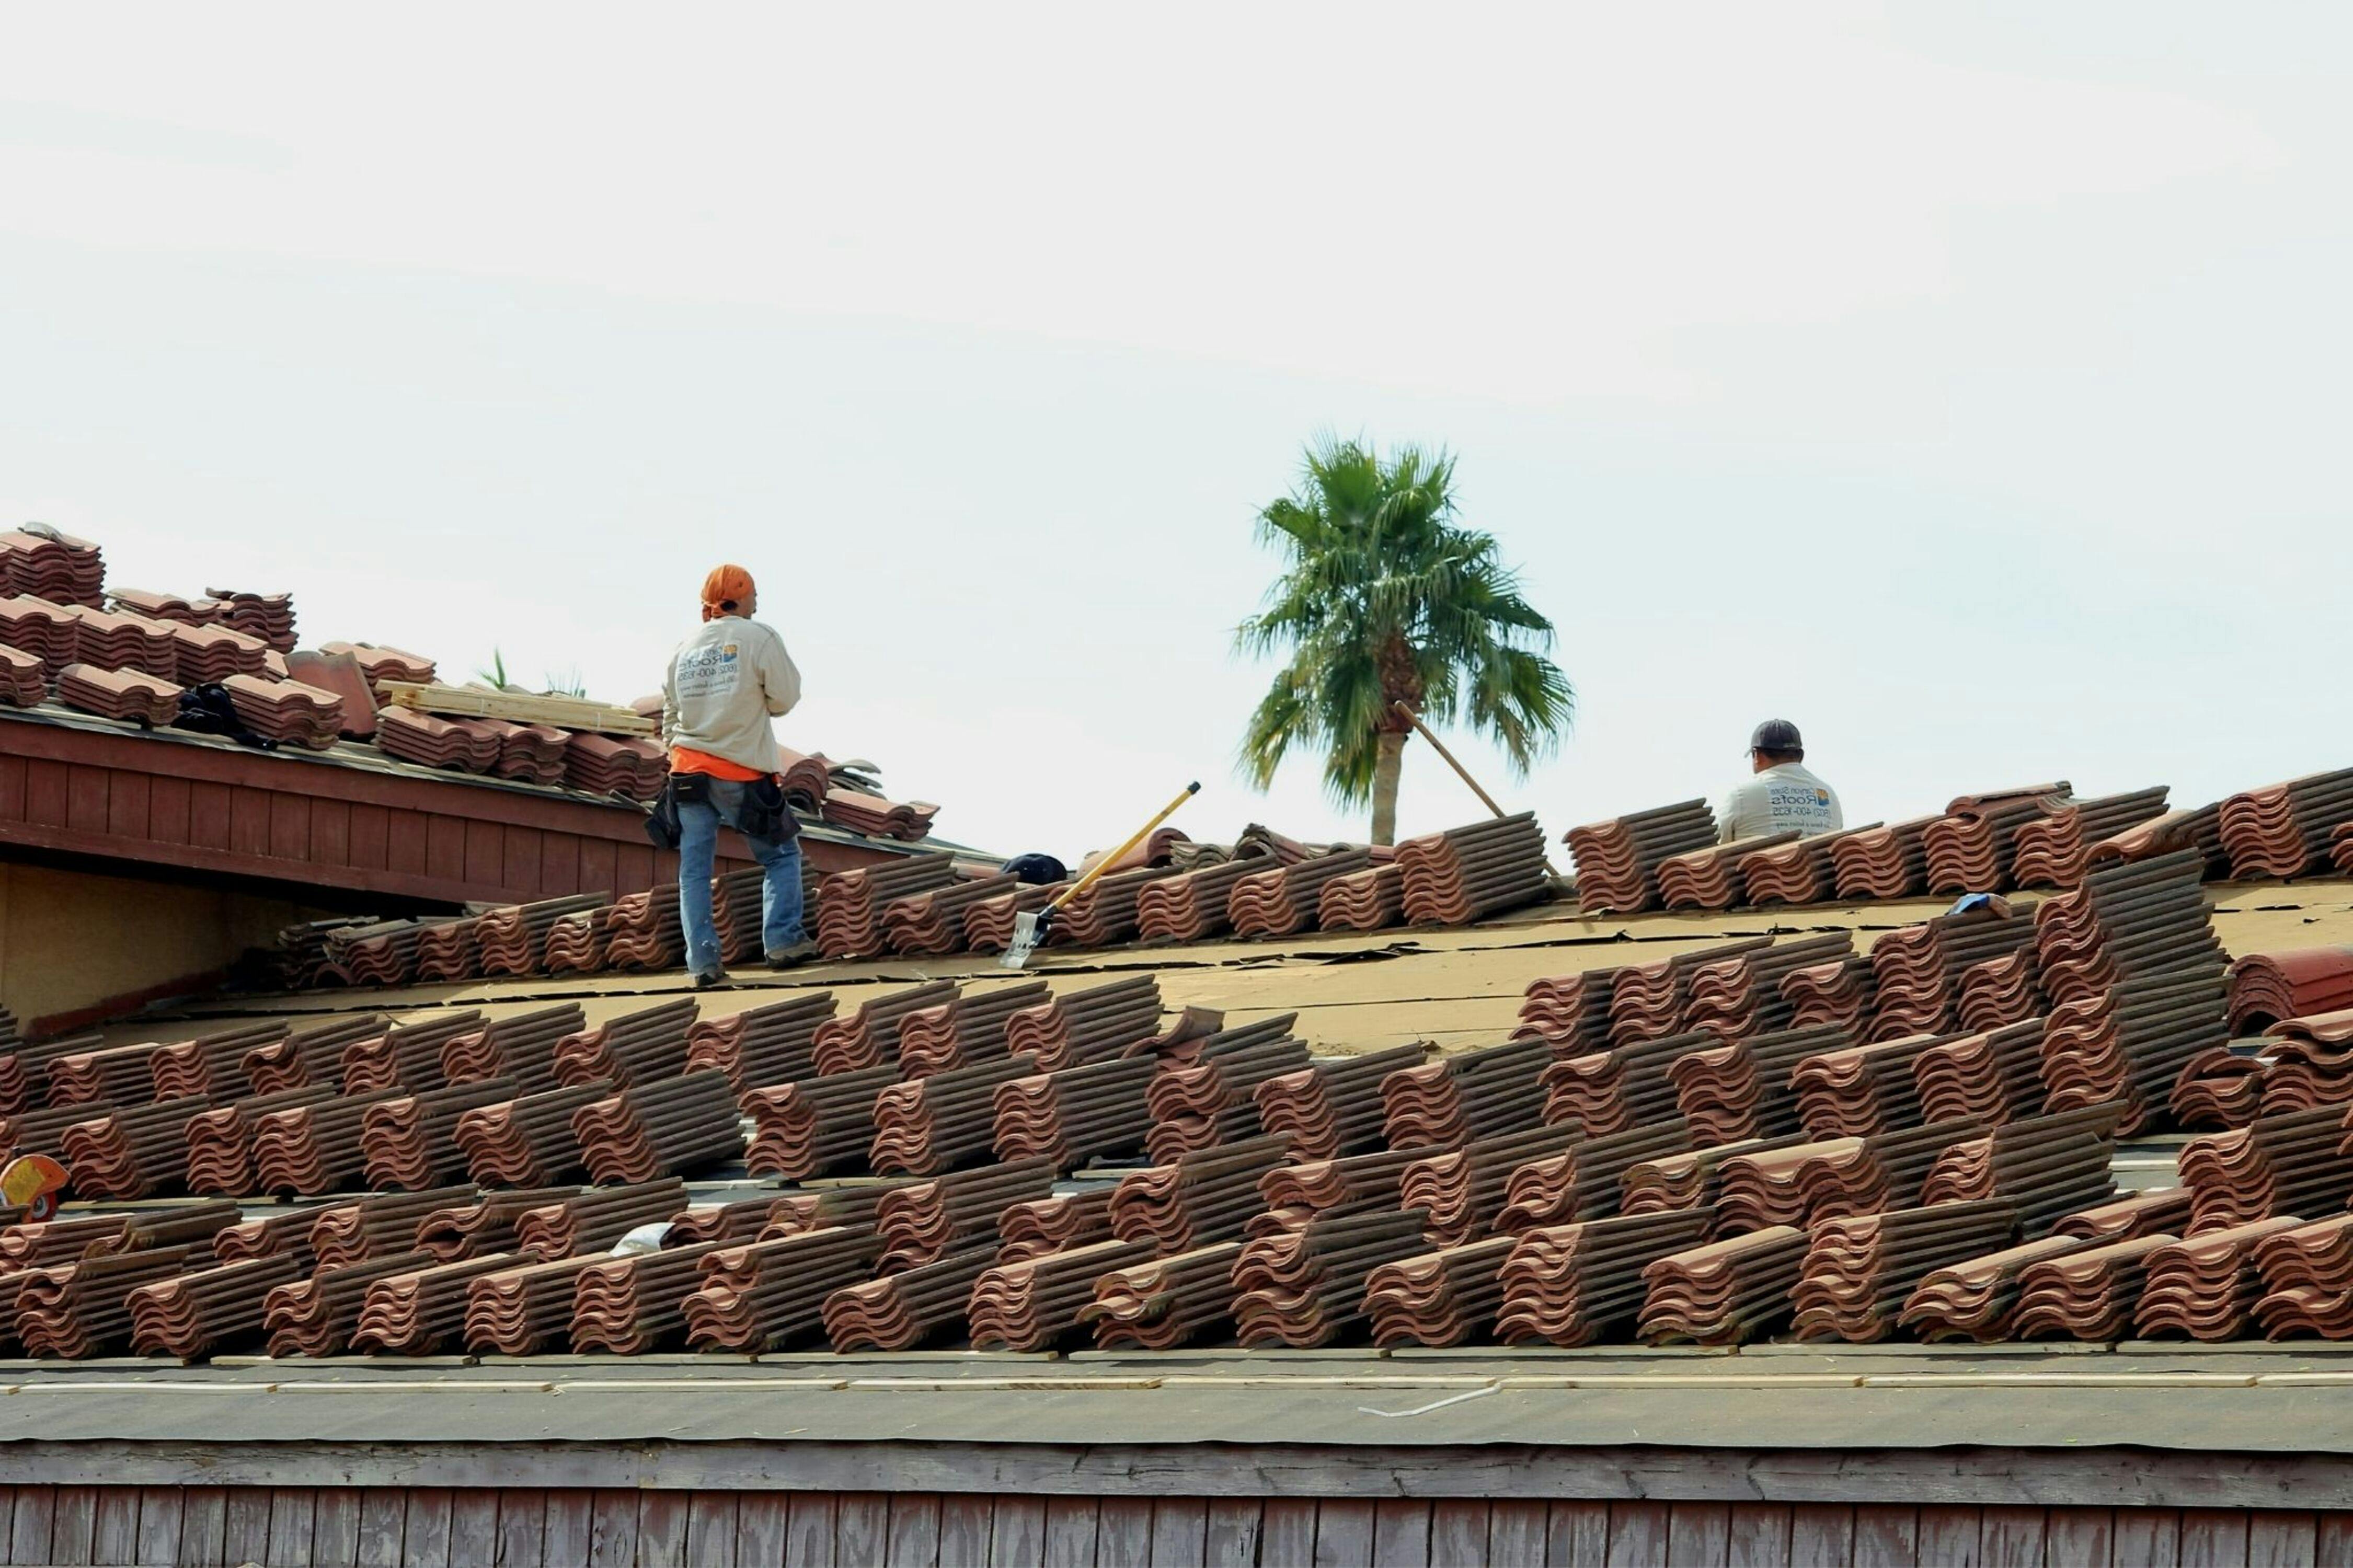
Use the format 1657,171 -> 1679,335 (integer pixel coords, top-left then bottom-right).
2,4 -> 2346,861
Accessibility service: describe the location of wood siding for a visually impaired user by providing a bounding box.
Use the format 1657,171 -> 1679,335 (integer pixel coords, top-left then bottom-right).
0,716 -> 899,908
0,1486 -> 2335,1566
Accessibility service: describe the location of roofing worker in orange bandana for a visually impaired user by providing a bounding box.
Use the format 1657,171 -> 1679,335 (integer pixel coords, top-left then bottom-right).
662,564 -> 813,986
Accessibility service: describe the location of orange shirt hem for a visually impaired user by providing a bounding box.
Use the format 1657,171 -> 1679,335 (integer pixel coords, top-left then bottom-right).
669,746 -> 766,783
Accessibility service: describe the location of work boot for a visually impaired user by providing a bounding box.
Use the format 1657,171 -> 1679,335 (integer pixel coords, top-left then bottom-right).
691,968 -> 729,990
765,940 -> 820,971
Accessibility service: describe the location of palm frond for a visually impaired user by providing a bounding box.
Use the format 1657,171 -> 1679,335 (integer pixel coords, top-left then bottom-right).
1234,435 -> 1574,813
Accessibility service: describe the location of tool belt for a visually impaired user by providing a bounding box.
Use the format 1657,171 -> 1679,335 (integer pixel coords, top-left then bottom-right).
738,775 -> 798,842
644,771 -> 799,849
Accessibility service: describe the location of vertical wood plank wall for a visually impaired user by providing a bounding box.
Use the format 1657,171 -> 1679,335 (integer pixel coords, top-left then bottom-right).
0,1485 -> 2339,1566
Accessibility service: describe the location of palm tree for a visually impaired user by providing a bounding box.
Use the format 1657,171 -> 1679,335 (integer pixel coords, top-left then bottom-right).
1235,437 -> 1573,845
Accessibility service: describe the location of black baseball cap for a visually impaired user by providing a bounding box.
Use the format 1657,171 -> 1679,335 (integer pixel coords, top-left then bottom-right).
1750,719 -> 1804,753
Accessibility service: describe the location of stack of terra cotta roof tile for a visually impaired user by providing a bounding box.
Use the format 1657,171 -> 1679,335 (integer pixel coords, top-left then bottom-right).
1738,824 -> 1881,906
512,1179 -> 687,1259
2253,1011 -> 2353,1116
1317,860 -> 1408,932
54,662 -> 179,725
1830,817 -> 1938,901
1911,1018 -> 2050,1127
1143,1018 -> 1309,1162
1656,833 -> 1798,911
684,993 -> 833,1090
1668,1022 -> 1853,1144
890,975 -> 1056,1076
1394,813 -> 1551,925
1791,1032 -> 1955,1139
1109,1135 -> 1293,1254
1254,1044 -> 1429,1161
1083,1241 -> 1246,1351
814,854 -> 959,958
2086,801 -> 2232,879
373,707 -> 507,773
1606,938 -> 1773,1048
1914,1105 -> 2119,1230
1513,964 -> 1626,1058
1490,1120 -> 1690,1234
62,605 -> 178,678
991,1056 -> 1155,1167
1714,1118 -> 1985,1230
1255,1148 -> 1423,1235
743,1065 -> 896,1179
868,1162 -> 1053,1274
683,1227 -> 887,1352
1564,800 -> 1718,915
2177,1105 -> 2353,1232
549,1000 -> 697,1090
1491,1208 -> 1716,1346
1229,849 -> 1377,938
186,1086 -> 337,1194
222,673 -> 342,748
128,1253 -> 306,1358
601,891 -> 685,971
2251,1216 -> 2353,1338
2042,970 -> 2228,1134
2008,788 -> 2171,889
997,1190 -> 1116,1263
192,588 -> 296,652
2219,768 -> 2353,879
1402,1123 -> 1582,1246
869,1055 -> 1040,1175
819,788 -> 937,842
561,733 -> 667,800
1135,858 -> 1260,943
2034,849 -> 2224,1008
315,640 -> 435,694
453,1081 -> 612,1186
2011,1232 -> 2176,1341
1231,1206 -> 1433,1347
1542,1029 -> 1713,1137
1637,1226 -> 1808,1345
824,1242 -> 1000,1352
1921,783 -> 2072,894
0,597 -> 79,678
0,525 -> 104,605
1790,1198 -> 2019,1343
2227,948 -> 2353,1034
571,1070 -> 745,1184
2133,1216 -> 2309,1341
1866,902 -> 2037,1041
0,643 -> 44,706
1898,1232 -> 2096,1342
808,980 -> 954,1075
1363,1234 -> 1517,1346
968,1237 -> 1156,1352
357,1079 -> 518,1191
997,976 -> 1162,1073
881,873 -> 1019,956
1679,933 -> 1857,1043
441,1003 -> 589,1093
1619,1133 -> 1807,1219
1380,1037 -> 1549,1148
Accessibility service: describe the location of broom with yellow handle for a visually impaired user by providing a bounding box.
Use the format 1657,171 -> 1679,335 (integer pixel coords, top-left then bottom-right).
1001,781 -> 1200,969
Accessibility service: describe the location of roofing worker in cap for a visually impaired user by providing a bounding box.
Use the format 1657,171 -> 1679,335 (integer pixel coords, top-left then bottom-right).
1719,719 -> 1844,843
662,564 -> 814,986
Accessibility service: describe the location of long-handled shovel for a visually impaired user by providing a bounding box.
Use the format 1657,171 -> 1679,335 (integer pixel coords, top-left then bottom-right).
1001,781 -> 1200,969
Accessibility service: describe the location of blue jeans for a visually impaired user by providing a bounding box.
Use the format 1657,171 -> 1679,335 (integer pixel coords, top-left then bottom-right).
677,777 -> 805,975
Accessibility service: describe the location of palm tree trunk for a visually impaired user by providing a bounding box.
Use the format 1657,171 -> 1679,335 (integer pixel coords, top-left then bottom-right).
1371,730 -> 1407,846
